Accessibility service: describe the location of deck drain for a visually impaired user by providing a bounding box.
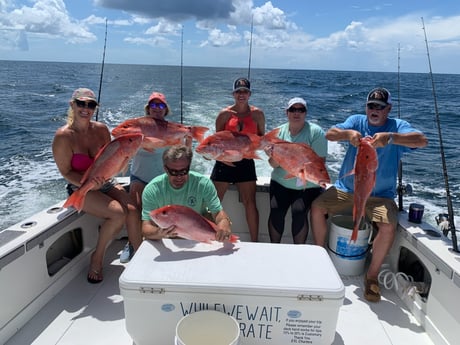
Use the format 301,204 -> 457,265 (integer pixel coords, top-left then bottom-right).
21,221 -> 37,229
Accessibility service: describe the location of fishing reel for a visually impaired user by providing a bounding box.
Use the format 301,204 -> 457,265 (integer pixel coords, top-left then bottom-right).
398,183 -> 413,196
435,213 -> 451,236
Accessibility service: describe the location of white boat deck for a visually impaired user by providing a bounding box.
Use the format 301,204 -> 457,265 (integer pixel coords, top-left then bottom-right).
6,239 -> 434,345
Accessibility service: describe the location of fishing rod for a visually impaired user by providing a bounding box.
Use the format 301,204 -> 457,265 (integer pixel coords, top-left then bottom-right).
247,15 -> 254,80
421,17 -> 458,253
180,25 -> 184,124
96,18 -> 108,121
397,43 -> 404,211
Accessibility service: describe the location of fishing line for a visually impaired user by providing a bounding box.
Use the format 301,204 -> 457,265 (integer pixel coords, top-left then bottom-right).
96,18 -> 108,122
397,43 -> 404,211
180,25 -> 184,124
247,15 -> 254,80
421,17 -> 458,253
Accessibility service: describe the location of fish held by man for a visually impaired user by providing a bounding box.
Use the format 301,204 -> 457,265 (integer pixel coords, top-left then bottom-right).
351,136 -> 378,242
149,205 -> 239,244
264,138 -> 330,188
63,133 -> 144,212
111,117 -> 209,150
195,129 -> 279,166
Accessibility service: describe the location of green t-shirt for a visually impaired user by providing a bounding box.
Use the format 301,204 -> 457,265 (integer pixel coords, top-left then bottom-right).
141,171 -> 223,221
271,121 -> 327,190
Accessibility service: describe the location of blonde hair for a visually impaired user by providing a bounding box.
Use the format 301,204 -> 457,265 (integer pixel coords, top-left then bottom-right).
162,145 -> 193,165
66,106 -> 75,127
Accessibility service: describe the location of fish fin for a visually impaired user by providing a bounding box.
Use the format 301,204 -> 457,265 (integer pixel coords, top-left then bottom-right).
63,189 -> 85,212
349,225 -> 359,243
259,128 -> 281,148
245,152 -> 262,160
191,126 -> 210,143
338,169 -> 355,180
142,137 -> 165,151
120,159 -> 130,176
228,234 -> 240,243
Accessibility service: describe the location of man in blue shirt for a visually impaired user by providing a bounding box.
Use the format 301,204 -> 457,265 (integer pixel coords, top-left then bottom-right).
311,87 -> 428,302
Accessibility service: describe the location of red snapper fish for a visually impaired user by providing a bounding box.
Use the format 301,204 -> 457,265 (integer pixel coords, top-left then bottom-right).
63,133 -> 143,212
264,138 -> 330,188
149,205 -> 239,244
351,136 -> 378,242
111,117 -> 209,151
195,129 -> 279,166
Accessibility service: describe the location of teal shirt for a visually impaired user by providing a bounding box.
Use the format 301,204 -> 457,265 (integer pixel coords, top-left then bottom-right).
141,171 -> 223,221
271,121 -> 328,190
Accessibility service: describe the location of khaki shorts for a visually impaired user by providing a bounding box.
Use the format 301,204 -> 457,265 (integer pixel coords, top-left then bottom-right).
312,187 -> 398,226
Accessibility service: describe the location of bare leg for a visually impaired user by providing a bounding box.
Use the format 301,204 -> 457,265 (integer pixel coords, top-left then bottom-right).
108,185 -> 142,251
237,181 -> 259,242
310,205 -> 329,247
129,180 -> 146,211
83,191 -> 127,281
366,222 -> 395,279
213,181 -> 229,201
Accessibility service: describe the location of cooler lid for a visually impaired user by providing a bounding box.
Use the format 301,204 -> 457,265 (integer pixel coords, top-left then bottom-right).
119,239 -> 344,299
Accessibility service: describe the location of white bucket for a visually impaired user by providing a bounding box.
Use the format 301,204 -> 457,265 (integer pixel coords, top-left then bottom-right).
175,310 -> 240,345
327,215 -> 371,276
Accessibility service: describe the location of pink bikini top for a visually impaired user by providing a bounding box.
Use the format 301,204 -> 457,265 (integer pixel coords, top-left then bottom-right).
71,153 -> 94,172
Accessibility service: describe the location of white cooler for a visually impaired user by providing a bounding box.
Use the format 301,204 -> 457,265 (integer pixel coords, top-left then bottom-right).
119,239 -> 344,345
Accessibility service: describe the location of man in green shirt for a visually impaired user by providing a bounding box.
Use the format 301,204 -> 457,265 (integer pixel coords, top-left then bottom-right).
141,144 -> 232,241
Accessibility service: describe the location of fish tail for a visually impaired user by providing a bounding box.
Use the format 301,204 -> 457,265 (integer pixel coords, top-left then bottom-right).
350,224 -> 359,243
229,234 -> 240,243
63,189 -> 86,212
191,126 -> 209,143
260,128 -> 280,148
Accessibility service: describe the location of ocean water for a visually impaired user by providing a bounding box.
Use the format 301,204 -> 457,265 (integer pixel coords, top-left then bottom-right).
1,60 -> 459,231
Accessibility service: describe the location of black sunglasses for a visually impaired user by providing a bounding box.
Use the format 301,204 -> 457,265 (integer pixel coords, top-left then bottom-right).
75,99 -> 98,109
164,165 -> 190,177
367,103 -> 387,110
149,102 -> 167,109
288,107 -> 306,113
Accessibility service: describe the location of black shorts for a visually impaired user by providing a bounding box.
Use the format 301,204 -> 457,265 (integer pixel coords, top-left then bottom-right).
210,159 -> 257,183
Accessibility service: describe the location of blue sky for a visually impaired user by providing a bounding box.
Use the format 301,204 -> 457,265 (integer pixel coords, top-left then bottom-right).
1,0 -> 459,73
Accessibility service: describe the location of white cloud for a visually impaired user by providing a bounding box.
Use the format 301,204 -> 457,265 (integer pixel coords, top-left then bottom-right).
0,0 -> 96,47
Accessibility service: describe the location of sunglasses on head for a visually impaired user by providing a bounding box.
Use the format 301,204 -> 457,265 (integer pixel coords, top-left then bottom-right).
149,102 -> 167,109
288,107 -> 306,113
164,165 -> 190,177
367,103 -> 387,110
75,99 -> 98,109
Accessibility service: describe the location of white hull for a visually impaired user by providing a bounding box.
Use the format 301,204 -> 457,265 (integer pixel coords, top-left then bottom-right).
1,177 -> 458,344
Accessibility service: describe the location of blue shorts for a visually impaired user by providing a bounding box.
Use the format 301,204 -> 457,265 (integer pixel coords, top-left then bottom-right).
66,178 -> 116,196
210,159 -> 257,183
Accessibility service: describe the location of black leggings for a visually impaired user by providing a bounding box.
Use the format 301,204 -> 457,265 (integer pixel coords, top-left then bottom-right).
268,180 -> 323,243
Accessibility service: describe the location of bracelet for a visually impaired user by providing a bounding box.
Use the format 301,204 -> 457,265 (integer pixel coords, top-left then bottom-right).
221,216 -> 232,225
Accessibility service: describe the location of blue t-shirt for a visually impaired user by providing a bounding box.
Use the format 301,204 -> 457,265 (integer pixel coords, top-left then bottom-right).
271,121 -> 327,190
141,171 -> 223,221
334,114 -> 420,199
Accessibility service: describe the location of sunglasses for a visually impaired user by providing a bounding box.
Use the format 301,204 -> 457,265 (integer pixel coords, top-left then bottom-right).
149,102 -> 167,109
288,107 -> 306,113
164,165 -> 190,177
367,103 -> 387,110
75,99 -> 98,109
